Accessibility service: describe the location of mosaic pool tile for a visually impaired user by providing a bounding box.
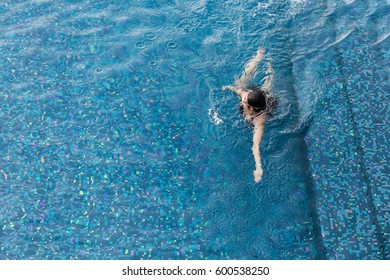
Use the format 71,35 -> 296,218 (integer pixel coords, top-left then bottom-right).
302,0 -> 389,259
0,0 -> 388,260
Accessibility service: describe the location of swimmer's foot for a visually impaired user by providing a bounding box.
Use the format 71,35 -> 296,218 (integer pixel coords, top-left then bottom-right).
265,62 -> 273,74
256,48 -> 265,58
254,167 -> 263,182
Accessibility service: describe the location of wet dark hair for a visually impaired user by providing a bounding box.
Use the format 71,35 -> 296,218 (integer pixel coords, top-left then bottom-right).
247,85 -> 267,112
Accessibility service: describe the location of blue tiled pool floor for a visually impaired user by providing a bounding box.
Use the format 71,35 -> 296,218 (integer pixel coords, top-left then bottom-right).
297,1 -> 390,259
0,0 -> 389,259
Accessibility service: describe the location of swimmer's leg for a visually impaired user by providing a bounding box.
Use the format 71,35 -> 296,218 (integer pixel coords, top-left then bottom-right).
261,61 -> 274,92
236,48 -> 265,87
252,115 -> 266,182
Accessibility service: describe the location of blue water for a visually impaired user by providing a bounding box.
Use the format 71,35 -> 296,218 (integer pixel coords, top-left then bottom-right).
0,0 -> 388,259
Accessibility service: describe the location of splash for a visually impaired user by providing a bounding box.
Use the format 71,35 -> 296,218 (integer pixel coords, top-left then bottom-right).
208,107 -> 223,125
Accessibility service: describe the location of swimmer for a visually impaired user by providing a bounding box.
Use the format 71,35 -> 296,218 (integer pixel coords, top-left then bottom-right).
222,48 -> 276,182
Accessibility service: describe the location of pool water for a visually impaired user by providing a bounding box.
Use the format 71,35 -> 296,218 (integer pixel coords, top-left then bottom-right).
0,0 -> 389,259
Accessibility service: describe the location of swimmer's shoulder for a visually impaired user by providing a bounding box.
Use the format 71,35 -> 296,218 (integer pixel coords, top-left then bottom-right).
253,114 -> 266,125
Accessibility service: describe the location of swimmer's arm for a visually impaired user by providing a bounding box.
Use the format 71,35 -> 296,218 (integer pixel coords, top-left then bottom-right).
261,62 -> 274,92
222,85 -> 247,98
252,115 -> 266,182
236,48 -> 265,87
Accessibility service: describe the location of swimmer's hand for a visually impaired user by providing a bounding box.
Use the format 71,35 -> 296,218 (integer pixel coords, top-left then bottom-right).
222,85 -> 234,91
254,167 -> 263,183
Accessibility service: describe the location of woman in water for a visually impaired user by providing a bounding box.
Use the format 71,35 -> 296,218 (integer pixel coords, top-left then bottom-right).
222,48 -> 276,182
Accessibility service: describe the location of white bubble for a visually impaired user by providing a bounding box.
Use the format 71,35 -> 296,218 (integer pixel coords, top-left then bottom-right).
208,107 -> 223,125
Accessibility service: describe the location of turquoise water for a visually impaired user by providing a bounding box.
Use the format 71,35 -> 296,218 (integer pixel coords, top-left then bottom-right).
0,0 -> 388,259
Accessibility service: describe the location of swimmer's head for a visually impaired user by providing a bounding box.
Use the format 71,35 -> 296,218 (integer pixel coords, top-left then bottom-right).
247,86 -> 267,112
